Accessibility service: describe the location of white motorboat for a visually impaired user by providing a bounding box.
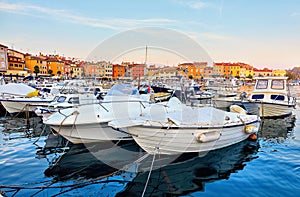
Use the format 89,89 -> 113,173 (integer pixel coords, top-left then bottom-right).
242,76 -> 296,118
43,84 -> 150,144
0,83 -> 54,115
212,92 -> 247,108
34,93 -> 98,118
109,103 -> 260,155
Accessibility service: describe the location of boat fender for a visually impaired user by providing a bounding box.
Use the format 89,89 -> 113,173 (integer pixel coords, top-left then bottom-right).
248,133 -> 257,140
244,125 -> 258,134
230,105 -> 247,115
196,131 -> 221,143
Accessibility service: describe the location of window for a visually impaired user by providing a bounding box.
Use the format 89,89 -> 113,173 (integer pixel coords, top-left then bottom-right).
271,80 -> 284,90
57,96 -> 66,103
271,95 -> 285,101
252,94 -> 264,99
68,97 -> 79,104
256,79 -> 268,89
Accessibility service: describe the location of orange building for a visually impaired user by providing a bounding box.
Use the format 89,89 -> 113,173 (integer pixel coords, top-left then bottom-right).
178,62 -> 206,79
112,64 -> 125,79
7,49 -> 25,71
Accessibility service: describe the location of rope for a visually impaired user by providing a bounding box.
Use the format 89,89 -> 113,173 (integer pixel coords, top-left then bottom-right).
32,124 -> 47,145
141,150 -> 156,197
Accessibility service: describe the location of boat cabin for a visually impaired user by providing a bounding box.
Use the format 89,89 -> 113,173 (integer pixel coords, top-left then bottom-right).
250,77 -> 291,102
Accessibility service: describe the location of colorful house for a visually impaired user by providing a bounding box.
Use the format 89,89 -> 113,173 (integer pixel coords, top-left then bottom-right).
47,58 -> 65,76
0,44 -> 8,73
25,54 -> 48,76
112,64 -> 126,79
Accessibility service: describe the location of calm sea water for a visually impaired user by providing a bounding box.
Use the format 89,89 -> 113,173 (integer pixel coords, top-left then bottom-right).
0,86 -> 300,197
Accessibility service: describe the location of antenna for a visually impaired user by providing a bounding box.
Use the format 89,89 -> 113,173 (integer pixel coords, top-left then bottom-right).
144,45 -> 147,65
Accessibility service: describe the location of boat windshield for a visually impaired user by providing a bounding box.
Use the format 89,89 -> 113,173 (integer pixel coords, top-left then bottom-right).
271,79 -> 284,90
256,79 -> 268,89
106,84 -> 139,96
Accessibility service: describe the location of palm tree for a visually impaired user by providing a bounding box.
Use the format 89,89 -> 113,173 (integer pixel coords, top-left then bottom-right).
34,65 -> 40,77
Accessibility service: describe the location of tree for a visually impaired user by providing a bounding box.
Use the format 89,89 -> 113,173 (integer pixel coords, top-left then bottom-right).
34,65 -> 40,77
57,71 -> 62,76
247,74 -> 253,79
70,70 -> 74,78
286,70 -> 296,80
188,75 -> 193,79
48,69 -> 53,76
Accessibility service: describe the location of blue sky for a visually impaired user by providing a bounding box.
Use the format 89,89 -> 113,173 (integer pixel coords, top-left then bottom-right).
0,0 -> 300,69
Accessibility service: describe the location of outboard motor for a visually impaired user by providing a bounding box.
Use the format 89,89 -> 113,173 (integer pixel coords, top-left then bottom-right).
240,92 -> 248,100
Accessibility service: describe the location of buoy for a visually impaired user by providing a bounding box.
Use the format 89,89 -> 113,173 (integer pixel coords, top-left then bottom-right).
196,131 -> 221,143
248,133 -> 257,140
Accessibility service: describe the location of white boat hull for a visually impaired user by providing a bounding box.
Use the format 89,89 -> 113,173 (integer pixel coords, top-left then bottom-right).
242,102 -> 294,118
51,123 -> 132,144
1,100 -> 51,114
213,97 -> 242,108
128,121 -> 259,155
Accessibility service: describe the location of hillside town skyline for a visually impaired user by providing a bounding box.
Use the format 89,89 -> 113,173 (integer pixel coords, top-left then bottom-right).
1,43 -> 298,81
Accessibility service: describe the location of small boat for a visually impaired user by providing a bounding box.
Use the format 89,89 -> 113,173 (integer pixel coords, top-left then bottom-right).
153,92 -> 172,102
212,92 -> 247,109
0,83 -> 54,115
242,76 -> 296,118
43,83 -> 149,144
109,103 -> 260,155
189,90 -> 214,100
34,93 -> 98,118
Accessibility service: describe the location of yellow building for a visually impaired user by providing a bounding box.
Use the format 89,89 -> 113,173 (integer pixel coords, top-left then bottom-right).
272,69 -> 286,77
229,65 -> 240,77
47,58 -> 65,76
25,54 -> 48,76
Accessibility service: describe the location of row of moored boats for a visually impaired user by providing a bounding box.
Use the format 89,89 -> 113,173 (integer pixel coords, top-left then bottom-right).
0,76 -> 296,155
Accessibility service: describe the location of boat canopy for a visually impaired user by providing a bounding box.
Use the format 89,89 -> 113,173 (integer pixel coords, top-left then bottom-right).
106,84 -> 139,96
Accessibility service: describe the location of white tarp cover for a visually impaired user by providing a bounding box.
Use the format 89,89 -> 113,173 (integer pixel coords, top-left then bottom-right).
0,83 -> 36,96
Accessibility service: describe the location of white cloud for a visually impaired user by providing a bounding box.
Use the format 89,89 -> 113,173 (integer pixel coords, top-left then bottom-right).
174,0 -> 209,10
290,12 -> 300,17
0,2 -> 177,30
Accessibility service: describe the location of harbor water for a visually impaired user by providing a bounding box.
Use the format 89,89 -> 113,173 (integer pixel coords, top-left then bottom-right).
0,86 -> 300,196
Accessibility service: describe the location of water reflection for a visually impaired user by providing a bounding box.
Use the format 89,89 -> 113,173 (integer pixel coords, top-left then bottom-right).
119,140 -> 259,196
259,115 -> 296,143
42,138 -> 259,196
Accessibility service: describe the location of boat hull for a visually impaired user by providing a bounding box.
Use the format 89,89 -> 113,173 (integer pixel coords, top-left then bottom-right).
213,97 -> 242,108
0,100 -> 51,114
51,123 -> 132,144
242,101 -> 294,118
128,121 -> 259,155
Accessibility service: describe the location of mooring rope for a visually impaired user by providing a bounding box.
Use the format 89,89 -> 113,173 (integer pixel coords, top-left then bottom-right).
141,150 -> 156,197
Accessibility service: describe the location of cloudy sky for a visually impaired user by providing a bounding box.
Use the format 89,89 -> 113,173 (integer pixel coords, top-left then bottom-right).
1,0 -> 300,69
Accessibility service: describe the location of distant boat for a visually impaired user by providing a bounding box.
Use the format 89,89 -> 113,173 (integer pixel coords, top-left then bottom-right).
242,76 -> 296,118
109,102 -> 260,155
